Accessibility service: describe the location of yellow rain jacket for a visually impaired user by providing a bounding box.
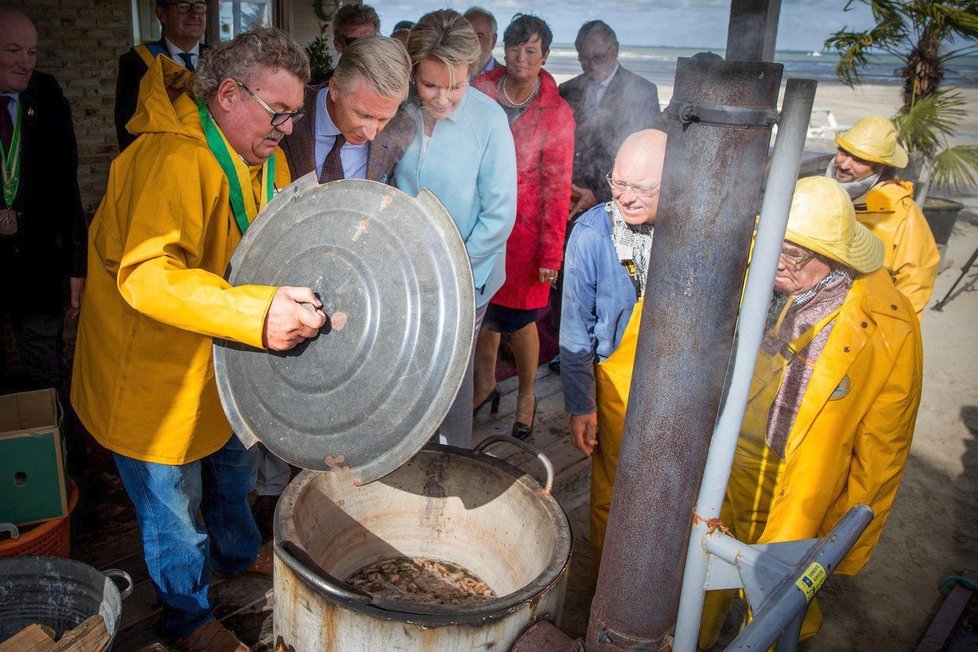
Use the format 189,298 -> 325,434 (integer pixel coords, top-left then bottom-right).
856,180 -> 939,315
71,57 -> 290,464
700,269 -> 922,648
736,268 -> 922,574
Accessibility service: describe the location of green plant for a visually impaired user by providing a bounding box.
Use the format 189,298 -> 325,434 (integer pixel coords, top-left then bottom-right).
306,21 -> 334,84
825,0 -> 978,200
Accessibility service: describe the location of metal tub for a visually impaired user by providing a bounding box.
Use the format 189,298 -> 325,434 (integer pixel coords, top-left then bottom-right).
273,441 -> 571,651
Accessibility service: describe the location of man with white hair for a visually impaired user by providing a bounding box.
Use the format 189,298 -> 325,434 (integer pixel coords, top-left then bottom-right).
464,7 -> 500,78
700,176 -> 923,647
560,129 -> 667,568
0,8 -> 86,396
828,115 -> 939,314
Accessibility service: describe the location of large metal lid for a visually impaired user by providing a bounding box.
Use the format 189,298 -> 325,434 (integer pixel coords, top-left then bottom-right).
213,175 -> 474,484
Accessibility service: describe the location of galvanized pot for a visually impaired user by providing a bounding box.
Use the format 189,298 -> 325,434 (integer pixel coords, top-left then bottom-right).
0,555 -> 132,649
273,438 -> 571,651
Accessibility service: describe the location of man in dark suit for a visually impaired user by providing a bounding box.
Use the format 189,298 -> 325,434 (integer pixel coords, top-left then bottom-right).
0,9 -> 86,395
464,7 -> 501,78
114,0 -> 207,150
560,21 -> 666,217
280,36 -> 415,185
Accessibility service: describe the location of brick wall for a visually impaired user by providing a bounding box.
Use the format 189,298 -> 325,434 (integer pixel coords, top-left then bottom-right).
14,0 -> 131,214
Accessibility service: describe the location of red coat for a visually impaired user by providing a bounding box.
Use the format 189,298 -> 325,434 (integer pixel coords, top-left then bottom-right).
473,68 -> 575,310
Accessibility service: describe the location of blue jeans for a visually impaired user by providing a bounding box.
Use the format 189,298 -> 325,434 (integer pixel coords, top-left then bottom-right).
114,434 -> 260,640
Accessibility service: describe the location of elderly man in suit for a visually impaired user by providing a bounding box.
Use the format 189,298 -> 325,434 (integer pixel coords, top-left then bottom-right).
114,0 -> 208,150
0,8 -> 86,396
280,36 -> 414,185
464,7 -> 500,78
560,20 -> 665,217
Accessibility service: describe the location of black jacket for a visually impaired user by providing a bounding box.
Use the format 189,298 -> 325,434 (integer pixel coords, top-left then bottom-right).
114,40 -> 208,150
559,65 -> 666,203
0,71 -> 87,315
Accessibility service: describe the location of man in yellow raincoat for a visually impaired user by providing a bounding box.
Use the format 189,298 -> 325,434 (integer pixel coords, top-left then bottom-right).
828,115 -> 939,314
72,28 -> 325,651
699,176 -> 923,647
559,129 -> 667,569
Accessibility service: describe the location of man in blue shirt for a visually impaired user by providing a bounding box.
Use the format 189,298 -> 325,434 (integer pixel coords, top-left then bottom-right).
560,129 -> 667,566
280,36 -> 414,185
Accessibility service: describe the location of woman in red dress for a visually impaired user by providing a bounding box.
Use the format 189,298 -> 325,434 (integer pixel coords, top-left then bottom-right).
471,13 -> 574,438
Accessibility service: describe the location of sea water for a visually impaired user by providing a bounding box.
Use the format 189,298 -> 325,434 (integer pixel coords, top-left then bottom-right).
538,44 -> 978,88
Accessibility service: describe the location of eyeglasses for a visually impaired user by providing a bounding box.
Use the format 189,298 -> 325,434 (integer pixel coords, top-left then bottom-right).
779,246 -> 816,269
235,80 -> 305,127
167,2 -> 207,14
606,172 -> 660,201
578,47 -> 613,65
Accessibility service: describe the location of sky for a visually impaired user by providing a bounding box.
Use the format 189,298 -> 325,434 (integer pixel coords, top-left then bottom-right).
377,0 -> 876,52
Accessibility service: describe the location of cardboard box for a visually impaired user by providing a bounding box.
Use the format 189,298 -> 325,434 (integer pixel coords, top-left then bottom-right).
0,389 -> 68,525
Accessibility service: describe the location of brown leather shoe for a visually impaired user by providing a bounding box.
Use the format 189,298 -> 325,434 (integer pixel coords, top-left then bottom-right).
176,620 -> 248,651
214,543 -> 273,580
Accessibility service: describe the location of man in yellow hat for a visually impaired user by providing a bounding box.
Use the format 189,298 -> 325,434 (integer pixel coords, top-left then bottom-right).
829,114 -> 939,314
700,176 -> 923,647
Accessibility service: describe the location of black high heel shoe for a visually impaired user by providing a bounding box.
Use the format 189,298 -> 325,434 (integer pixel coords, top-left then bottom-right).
511,395 -> 537,440
473,386 -> 501,417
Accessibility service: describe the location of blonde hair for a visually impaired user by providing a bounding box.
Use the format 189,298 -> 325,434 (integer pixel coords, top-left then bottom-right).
407,9 -> 481,82
332,36 -> 411,100
193,27 -> 309,100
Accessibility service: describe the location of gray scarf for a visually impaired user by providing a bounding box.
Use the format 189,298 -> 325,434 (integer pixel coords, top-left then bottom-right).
609,201 -> 654,297
825,159 -> 881,201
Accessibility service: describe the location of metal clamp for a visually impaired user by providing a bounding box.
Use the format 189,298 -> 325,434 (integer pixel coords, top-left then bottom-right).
275,540 -> 373,605
0,523 -> 19,539
104,568 -> 134,600
474,434 -> 555,493
667,100 -> 779,129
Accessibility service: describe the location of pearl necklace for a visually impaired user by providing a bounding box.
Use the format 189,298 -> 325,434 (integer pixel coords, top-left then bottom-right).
500,74 -> 540,108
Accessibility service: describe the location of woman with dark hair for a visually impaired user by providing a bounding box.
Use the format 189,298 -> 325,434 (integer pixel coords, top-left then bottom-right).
471,13 -> 574,439
393,9 -> 517,448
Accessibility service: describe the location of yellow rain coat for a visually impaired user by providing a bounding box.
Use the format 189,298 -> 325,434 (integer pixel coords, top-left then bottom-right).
71,57 -> 290,465
856,180 -> 939,315
700,268 -> 922,648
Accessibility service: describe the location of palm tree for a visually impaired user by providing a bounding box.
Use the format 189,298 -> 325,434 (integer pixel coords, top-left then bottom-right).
825,0 -> 978,200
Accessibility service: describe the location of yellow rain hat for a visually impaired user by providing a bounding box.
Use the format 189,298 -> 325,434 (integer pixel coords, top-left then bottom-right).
785,177 -> 884,274
835,115 -> 909,169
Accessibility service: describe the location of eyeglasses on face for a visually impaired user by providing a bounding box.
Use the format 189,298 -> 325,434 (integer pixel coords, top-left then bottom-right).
779,246 -> 816,269
337,34 -> 361,48
168,2 -> 207,15
578,48 -> 613,65
606,172 -> 660,201
235,80 -> 305,127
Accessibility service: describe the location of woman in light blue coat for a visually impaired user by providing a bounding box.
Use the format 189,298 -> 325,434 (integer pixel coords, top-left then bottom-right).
393,9 -> 517,448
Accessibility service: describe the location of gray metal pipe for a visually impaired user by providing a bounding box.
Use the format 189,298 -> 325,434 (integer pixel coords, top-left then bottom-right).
671,77 -> 818,652
725,505 -> 874,651
584,56 -> 783,650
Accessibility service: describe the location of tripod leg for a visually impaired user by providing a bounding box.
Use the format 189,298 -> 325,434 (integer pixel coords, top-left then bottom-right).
933,243 -> 978,312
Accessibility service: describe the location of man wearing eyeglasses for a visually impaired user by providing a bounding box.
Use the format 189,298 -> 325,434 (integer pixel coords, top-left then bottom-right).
73,28 -> 324,651
115,0 -> 208,150
280,36 -> 414,186
559,20 -> 665,218
559,129 -> 666,569
699,176 -> 921,646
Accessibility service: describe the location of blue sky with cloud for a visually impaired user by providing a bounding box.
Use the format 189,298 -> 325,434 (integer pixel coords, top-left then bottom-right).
378,0 -> 875,52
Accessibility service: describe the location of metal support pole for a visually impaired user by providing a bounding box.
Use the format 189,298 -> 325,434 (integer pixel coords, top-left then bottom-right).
726,0 -> 783,62
671,78 -> 817,652
932,243 -> 978,311
584,57 -> 782,650
725,505 -> 873,651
